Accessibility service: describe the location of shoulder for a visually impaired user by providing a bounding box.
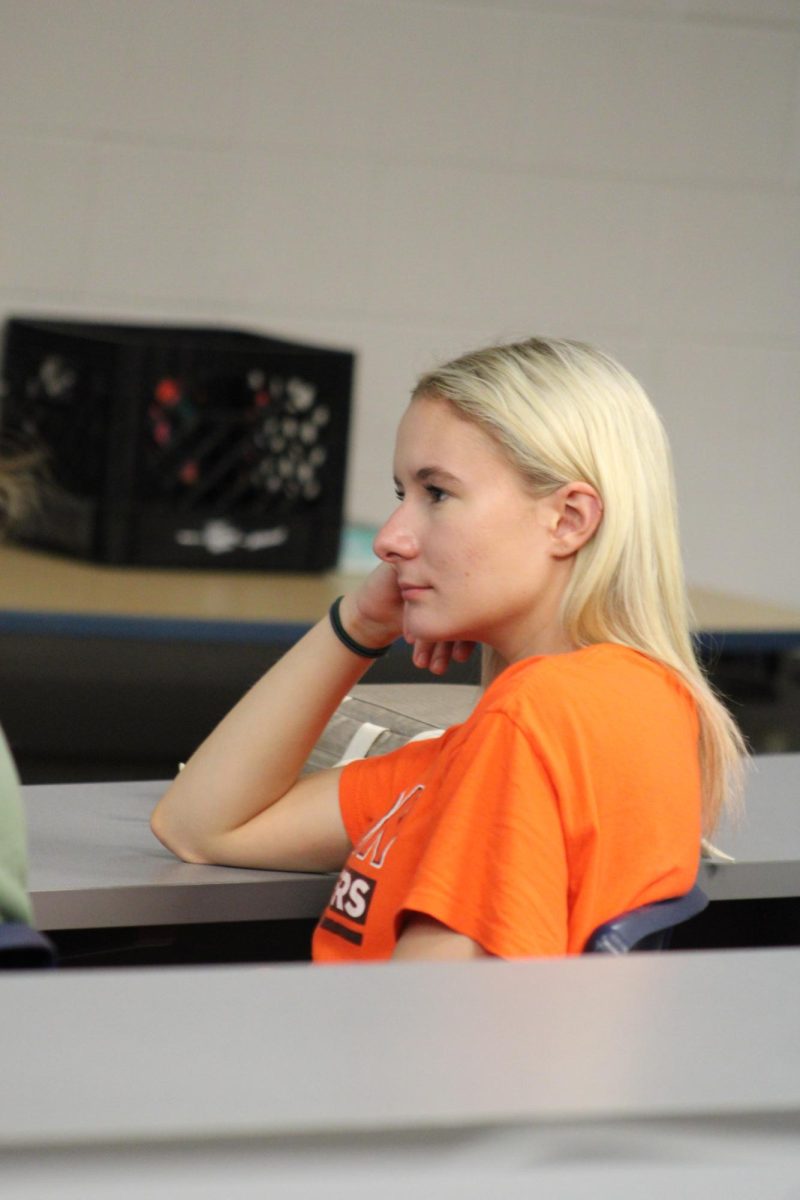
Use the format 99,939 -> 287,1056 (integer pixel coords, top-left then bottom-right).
479,642 -> 631,703
478,644 -> 696,733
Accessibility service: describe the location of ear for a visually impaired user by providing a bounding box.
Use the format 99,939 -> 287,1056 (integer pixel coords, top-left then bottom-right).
547,483 -> 603,558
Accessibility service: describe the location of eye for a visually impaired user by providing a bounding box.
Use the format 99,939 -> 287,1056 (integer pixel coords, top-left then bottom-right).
393,486 -> 405,501
426,485 -> 447,503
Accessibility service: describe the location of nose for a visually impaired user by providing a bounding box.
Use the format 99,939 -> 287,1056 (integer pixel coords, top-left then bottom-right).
373,504 -> 418,563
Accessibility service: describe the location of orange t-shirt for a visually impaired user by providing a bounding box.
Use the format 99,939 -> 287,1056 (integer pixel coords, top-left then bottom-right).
312,644 -> 702,962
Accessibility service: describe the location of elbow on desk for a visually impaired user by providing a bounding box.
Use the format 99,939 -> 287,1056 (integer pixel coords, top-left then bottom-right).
149,806 -> 214,866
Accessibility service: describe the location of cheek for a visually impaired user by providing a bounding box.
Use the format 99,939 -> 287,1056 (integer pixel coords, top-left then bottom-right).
429,508 -> 515,579
461,520 -> 512,570
438,535 -> 480,579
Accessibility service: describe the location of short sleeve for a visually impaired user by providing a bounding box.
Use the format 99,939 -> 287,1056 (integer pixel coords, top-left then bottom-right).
338,734 -> 445,848
399,713 -> 569,958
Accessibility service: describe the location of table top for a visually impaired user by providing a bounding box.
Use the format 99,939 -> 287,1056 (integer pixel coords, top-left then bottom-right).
0,542 -> 361,631
25,778 -> 333,931
699,752 -> 800,900
2,947 -> 800,1150
4,543 -> 800,643
25,683 -> 480,931
24,746 -> 800,931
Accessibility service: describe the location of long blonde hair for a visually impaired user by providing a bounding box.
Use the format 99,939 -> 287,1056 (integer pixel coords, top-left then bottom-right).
414,337 -> 746,835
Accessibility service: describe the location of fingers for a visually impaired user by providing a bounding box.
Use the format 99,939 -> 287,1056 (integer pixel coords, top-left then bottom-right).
348,564 -> 405,642
411,639 -> 476,676
451,640 -> 476,663
411,640 -> 441,673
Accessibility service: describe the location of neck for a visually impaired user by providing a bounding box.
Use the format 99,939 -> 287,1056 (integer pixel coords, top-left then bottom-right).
492,564 -> 575,664
499,625 -> 576,664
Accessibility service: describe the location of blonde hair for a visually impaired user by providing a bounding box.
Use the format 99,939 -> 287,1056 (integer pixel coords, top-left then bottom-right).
414,336 -> 746,835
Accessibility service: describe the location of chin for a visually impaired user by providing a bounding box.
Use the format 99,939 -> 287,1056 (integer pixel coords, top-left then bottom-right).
406,622 -> 449,644
405,602 -> 475,646
409,623 -> 468,646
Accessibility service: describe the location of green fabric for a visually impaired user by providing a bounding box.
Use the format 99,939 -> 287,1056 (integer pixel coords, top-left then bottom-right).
0,726 -> 34,926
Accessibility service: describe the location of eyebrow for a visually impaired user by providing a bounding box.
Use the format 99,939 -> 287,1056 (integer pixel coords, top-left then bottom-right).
394,467 -> 462,487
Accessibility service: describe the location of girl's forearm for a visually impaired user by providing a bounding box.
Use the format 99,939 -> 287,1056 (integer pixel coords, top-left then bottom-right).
150,601 -> 391,849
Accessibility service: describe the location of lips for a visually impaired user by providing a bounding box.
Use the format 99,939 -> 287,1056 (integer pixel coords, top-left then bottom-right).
398,583 -> 431,600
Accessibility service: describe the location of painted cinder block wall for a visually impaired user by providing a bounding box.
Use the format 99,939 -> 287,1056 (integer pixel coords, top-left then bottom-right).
1,0 -> 798,605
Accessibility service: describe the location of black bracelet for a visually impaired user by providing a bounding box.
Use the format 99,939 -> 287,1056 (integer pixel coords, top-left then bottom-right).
328,596 -> 391,658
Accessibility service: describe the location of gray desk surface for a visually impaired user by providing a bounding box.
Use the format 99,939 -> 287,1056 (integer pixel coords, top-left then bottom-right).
25,777 -> 333,930
2,949 -> 800,1169
25,684 -> 479,931
25,744 -> 799,931
699,752 -> 800,900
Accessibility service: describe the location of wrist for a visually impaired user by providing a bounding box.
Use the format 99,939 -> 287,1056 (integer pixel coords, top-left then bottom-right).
330,596 -> 394,657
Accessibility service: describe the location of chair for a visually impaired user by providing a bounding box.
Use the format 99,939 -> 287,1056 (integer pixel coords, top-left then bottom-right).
0,922 -> 57,969
583,883 -> 709,954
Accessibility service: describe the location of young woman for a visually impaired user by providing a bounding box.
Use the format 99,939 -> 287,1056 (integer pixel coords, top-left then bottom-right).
151,337 -> 745,962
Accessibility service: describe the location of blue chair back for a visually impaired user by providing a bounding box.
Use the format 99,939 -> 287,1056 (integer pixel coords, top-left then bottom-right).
0,922 -> 57,969
583,883 -> 709,954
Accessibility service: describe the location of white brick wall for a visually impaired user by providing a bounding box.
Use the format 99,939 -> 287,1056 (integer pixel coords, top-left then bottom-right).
1,0 -> 798,606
